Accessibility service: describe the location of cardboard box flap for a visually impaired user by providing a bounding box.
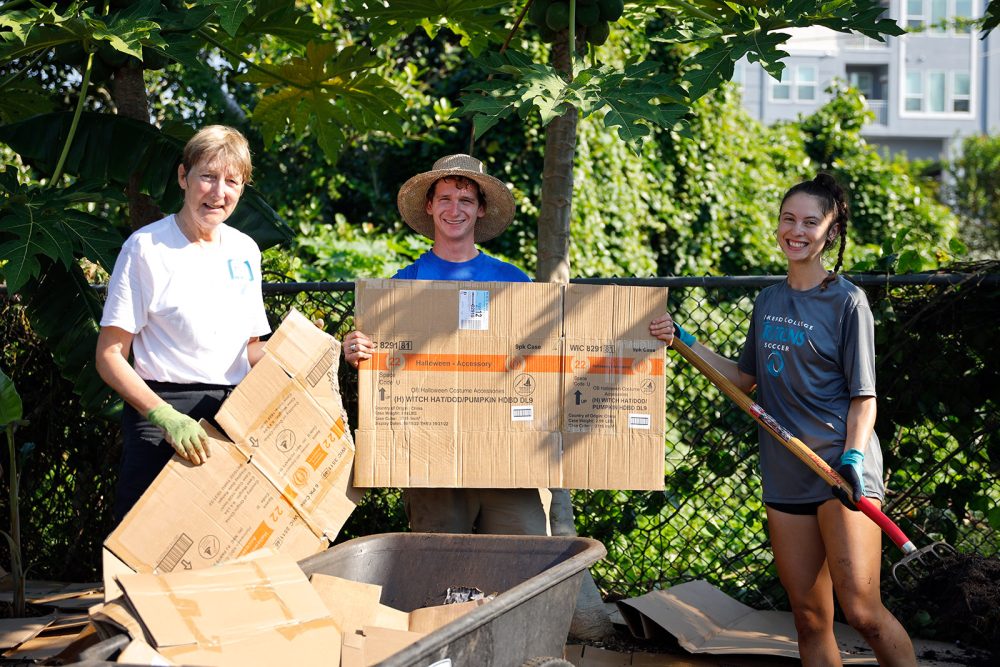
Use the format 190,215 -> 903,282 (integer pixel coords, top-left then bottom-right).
116,550 -> 330,650
564,284 -> 667,341
341,626 -> 427,667
357,279 -> 563,339
310,574 -> 408,633
158,616 -> 340,667
104,424 -> 327,577
616,580 -> 877,663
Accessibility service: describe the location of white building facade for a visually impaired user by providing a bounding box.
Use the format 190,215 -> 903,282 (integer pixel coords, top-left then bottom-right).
737,0 -> 999,160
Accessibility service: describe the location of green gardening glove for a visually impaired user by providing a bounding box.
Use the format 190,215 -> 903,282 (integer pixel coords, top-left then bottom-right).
146,404 -> 209,463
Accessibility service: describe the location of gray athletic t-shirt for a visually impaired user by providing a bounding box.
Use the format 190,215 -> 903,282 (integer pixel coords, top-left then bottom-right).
737,276 -> 885,503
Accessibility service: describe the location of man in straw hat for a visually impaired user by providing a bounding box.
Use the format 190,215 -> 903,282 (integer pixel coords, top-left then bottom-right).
343,154 -> 547,535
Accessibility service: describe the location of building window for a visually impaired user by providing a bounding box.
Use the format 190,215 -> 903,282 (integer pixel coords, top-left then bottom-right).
907,0 -> 976,33
903,69 -> 973,114
850,71 -> 875,99
953,72 -> 971,111
905,72 -> 924,111
930,0 -> 948,32
907,0 -> 927,28
928,71 -> 946,111
955,0 -> 973,32
770,65 -> 818,103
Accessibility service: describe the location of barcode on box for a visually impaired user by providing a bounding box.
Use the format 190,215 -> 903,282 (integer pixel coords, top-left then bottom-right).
306,347 -> 335,387
628,413 -> 651,430
459,290 -> 490,330
511,406 -> 534,422
157,533 -> 193,572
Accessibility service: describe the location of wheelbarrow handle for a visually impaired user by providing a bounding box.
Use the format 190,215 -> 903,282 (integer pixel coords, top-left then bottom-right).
670,338 -> 916,555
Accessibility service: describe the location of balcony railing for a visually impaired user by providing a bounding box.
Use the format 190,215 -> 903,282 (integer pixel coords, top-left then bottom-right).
843,34 -> 890,49
866,99 -> 889,125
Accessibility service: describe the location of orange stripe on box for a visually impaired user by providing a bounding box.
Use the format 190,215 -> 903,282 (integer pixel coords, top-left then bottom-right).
237,521 -> 274,556
364,353 -> 565,373
306,444 -> 327,470
283,485 -> 298,501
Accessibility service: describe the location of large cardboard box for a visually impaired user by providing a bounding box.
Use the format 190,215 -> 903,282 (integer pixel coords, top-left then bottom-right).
354,280 -> 667,490
104,310 -> 362,582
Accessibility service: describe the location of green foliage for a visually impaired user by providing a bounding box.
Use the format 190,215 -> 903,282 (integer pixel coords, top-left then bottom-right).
344,0 -> 508,56
947,133 -> 1000,259
457,0 -> 904,149
237,42 -> 405,163
0,366 -> 29,617
0,369 -> 22,427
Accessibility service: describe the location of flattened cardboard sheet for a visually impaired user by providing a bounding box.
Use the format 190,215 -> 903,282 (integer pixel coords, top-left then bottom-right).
617,580 -> 878,664
355,280 -> 667,490
116,550 -> 341,667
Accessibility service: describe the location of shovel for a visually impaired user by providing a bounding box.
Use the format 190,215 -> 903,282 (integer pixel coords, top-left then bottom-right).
669,337 -> 955,587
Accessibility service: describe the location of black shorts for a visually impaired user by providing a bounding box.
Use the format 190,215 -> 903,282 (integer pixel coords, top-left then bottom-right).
766,499 -> 862,515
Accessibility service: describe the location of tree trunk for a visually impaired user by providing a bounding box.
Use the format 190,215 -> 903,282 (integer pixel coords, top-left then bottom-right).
538,31 -> 613,642
111,61 -> 163,231
536,37 -> 576,284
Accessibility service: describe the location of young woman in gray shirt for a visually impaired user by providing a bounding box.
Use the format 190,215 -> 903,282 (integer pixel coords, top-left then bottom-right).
650,174 -> 916,666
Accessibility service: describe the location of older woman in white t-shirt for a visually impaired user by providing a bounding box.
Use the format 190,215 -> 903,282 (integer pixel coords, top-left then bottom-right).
96,125 -> 270,523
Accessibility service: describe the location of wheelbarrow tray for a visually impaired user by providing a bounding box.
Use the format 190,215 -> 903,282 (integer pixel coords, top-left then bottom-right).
298,532 -> 606,667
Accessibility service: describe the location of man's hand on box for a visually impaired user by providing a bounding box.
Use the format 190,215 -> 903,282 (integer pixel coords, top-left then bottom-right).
146,404 -> 210,465
344,331 -> 373,369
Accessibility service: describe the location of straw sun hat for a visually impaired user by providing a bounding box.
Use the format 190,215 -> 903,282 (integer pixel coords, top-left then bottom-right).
396,154 -> 516,243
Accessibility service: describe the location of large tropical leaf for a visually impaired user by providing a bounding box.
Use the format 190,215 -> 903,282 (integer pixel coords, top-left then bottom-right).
0,368 -> 23,426
18,259 -> 118,414
238,42 -> 404,163
344,0 -> 507,56
461,52 -> 687,146
0,112 -> 293,250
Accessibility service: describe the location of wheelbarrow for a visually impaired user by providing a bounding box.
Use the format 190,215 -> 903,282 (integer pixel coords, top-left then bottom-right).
73,532 -> 606,667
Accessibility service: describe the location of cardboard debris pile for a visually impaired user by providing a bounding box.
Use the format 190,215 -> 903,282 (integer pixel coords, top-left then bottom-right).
88,549 -> 489,666
354,280 -> 669,490
0,582 -> 100,663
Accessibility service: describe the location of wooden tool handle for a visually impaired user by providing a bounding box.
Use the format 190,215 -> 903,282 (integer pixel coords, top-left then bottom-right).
670,338 -> 915,554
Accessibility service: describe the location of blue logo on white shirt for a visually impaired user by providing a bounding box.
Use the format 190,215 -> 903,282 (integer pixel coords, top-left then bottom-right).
227,259 -> 254,281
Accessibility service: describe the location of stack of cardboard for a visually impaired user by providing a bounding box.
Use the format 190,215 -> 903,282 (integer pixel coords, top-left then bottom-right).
90,549 -> 489,666
103,309 -> 363,591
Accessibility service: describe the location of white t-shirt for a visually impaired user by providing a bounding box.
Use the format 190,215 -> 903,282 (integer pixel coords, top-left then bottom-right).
101,215 -> 271,385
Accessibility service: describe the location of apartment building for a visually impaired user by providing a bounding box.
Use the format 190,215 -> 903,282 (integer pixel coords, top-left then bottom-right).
737,0 -> 999,160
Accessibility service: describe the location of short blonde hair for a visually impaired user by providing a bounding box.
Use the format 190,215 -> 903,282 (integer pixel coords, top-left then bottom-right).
181,125 -> 253,183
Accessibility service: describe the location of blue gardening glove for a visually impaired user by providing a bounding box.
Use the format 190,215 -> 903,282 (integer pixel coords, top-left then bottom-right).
832,449 -> 865,508
146,404 -> 209,464
673,322 -> 696,347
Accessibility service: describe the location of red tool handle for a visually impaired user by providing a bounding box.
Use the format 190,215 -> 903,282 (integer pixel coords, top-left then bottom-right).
671,338 -> 916,555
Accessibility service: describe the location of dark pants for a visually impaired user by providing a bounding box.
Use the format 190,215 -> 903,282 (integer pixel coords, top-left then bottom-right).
113,382 -> 233,524
403,488 -> 548,535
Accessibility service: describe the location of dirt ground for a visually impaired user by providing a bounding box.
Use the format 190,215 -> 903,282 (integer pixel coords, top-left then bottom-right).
901,552 -> 1000,657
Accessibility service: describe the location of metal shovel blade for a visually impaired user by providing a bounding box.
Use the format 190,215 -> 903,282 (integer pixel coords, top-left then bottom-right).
891,541 -> 957,590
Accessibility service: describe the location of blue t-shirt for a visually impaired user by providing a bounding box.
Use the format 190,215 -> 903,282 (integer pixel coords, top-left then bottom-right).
393,250 -> 530,282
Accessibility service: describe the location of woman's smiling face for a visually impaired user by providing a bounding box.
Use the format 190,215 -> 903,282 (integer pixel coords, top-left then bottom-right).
776,192 -> 838,266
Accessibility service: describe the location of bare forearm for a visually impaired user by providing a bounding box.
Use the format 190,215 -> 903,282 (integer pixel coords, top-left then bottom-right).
247,337 -> 266,366
95,327 -> 163,415
844,395 -> 877,453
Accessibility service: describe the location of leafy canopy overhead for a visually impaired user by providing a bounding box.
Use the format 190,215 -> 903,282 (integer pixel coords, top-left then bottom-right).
438,0 -> 905,145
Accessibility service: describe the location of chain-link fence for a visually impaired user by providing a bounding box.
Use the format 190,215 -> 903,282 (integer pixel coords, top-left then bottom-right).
2,271 -> 997,619
259,272 -> 1000,617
